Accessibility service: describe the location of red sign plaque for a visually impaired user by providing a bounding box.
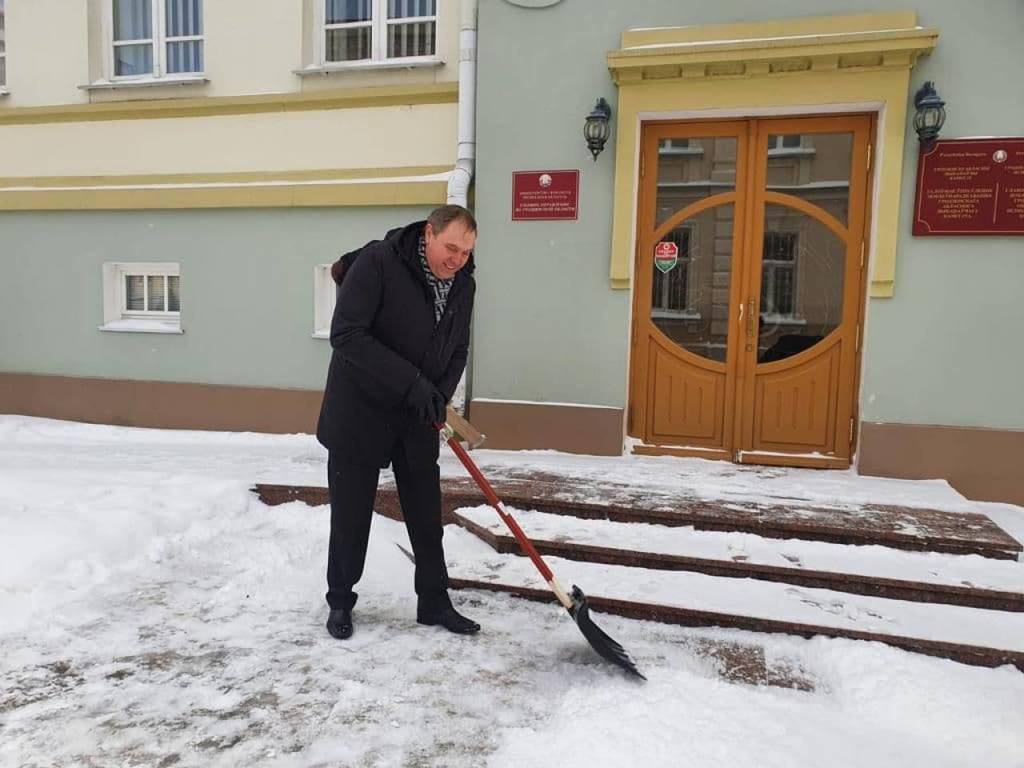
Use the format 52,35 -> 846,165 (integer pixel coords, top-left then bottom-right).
913,138 -> 1024,235
512,170 -> 580,221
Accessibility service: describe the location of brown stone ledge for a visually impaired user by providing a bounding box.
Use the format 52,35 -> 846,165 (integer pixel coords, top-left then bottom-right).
859,421 -> 1024,506
0,372 -> 321,434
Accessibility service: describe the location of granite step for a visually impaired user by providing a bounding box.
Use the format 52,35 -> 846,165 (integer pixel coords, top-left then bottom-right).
452,506 -> 1024,612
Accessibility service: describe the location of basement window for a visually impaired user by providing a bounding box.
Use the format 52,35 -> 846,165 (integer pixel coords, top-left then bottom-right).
100,263 -> 183,334
313,263 -> 337,339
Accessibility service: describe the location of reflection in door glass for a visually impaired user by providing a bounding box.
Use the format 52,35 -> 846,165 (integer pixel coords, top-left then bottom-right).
655,137 -> 737,227
765,132 -> 853,226
757,204 -> 845,363
651,204 -> 734,363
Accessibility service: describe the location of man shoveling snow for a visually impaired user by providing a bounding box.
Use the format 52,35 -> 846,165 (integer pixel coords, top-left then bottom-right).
316,204 -> 480,640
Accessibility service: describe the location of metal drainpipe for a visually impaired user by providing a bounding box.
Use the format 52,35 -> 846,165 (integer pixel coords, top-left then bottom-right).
447,0 -> 477,207
448,0 -> 478,416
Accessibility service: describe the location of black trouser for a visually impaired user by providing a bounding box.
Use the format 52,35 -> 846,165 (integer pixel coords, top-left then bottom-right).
325,442 -> 450,613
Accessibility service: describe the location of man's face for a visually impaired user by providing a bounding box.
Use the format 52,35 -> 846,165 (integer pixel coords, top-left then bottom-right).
424,220 -> 475,280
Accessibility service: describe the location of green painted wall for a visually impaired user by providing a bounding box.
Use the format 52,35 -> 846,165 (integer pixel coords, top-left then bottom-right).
471,0 -> 1024,430
0,207 -> 432,390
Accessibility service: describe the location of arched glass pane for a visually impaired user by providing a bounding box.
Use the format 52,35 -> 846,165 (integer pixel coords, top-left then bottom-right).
651,204 -> 734,363
757,204 -> 846,363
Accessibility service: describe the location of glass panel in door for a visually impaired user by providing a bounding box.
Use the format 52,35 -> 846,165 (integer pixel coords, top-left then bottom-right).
757,205 -> 846,363
765,132 -> 853,225
655,137 -> 738,226
651,204 -> 736,363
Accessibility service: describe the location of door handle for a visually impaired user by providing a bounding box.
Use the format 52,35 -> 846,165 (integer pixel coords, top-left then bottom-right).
746,297 -> 756,338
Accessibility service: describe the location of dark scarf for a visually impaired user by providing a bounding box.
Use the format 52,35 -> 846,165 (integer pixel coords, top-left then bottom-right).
418,234 -> 453,325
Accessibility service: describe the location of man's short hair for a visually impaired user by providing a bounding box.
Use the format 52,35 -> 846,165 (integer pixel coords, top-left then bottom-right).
427,204 -> 477,235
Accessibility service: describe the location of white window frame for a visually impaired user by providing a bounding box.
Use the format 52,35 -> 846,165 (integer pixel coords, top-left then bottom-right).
313,264 -> 337,339
104,0 -> 204,83
0,0 -> 7,93
100,262 -> 183,334
313,0 -> 441,69
767,133 -> 816,158
657,138 -> 704,157
651,225 -> 702,320
761,231 -> 800,320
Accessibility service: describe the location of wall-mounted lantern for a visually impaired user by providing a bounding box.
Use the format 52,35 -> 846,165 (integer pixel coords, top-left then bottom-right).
913,81 -> 946,151
584,97 -> 612,161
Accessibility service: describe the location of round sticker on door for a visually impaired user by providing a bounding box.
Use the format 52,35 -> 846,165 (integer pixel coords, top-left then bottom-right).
654,241 -> 679,273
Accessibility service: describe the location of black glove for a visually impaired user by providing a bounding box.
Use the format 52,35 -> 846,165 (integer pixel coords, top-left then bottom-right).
404,374 -> 447,426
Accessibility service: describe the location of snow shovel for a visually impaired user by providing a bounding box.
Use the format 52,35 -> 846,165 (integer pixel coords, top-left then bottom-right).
438,422 -> 645,680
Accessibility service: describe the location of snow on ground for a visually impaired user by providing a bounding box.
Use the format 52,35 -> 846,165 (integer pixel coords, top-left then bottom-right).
1,416 -> 1023,767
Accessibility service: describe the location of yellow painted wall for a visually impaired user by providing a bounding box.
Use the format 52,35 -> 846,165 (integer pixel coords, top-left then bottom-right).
0,103 -> 457,177
0,2 -> 463,203
4,0 -> 90,106
1,0 -> 460,108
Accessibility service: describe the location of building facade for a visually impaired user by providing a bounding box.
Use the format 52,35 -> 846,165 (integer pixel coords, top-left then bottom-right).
2,0 -> 1022,506
0,0 -> 464,431
468,0 -> 1024,504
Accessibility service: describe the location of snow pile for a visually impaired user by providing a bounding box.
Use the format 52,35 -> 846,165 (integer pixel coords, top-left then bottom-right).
1,416 -> 1022,767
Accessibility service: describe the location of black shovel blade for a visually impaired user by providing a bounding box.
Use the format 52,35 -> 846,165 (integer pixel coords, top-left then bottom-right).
568,585 -> 645,680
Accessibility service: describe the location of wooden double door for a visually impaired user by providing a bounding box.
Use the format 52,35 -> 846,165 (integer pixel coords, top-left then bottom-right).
628,115 -> 873,468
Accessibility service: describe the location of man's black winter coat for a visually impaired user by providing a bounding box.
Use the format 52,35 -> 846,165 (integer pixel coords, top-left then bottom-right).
316,220 -> 475,468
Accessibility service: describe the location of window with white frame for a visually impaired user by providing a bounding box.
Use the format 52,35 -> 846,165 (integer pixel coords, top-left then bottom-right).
111,0 -> 203,79
657,138 -> 706,157
767,134 -> 813,155
313,264 -> 338,339
651,227 -> 698,319
100,263 -> 183,333
761,232 -> 798,318
660,138 -> 690,152
321,0 -> 438,65
0,0 -> 7,89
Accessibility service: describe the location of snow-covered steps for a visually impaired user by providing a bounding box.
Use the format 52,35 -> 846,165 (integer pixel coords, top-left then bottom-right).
423,476 -> 1021,559
453,506 -> 1024,613
442,527 -> 1024,671
254,478 -> 1023,560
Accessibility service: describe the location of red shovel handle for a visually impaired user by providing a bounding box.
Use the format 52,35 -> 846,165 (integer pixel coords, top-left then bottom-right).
441,429 -> 555,583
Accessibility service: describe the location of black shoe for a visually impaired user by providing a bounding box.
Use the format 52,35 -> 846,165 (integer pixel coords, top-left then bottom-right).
326,608 -> 353,640
417,605 -> 481,635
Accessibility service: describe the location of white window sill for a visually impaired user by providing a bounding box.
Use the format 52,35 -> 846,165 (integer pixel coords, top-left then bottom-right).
294,58 -> 445,76
767,147 -> 816,157
312,330 -> 330,340
761,315 -> 808,326
0,88 -> 9,97
652,310 -> 702,320
99,319 -> 184,334
658,147 -> 705,156
80,75 -> 209,92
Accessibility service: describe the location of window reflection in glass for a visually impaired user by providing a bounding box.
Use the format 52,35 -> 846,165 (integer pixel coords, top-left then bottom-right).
757,205 -> 845,363
655,137 -> 737,227
651,205 -> 735,363
765,132 -> 853,226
